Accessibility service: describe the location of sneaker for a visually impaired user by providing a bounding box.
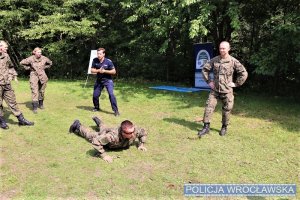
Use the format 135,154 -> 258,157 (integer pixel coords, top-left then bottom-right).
114,111 -> 120,117
92,108 -> 100,112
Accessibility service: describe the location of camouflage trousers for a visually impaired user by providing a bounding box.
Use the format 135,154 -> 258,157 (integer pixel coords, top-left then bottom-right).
30,77 -> 47,102
77,123 -> 108,155
203,90 -> 234,125
0,84 -> 22,117
77,121 -> 107,142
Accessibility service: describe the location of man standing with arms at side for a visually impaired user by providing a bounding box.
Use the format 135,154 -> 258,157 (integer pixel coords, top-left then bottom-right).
0,40 -> 34,129
198,41 -> 248,137
91,48 -> 120,116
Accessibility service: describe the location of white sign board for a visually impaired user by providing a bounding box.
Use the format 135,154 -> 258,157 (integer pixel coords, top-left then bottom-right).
87,50 -> 97,74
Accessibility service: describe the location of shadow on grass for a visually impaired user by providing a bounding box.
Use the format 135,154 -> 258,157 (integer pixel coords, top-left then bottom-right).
18,101 -> 33,110
163,117 -> 220,132
86,147 -> 130,158
76,106 -> 115,115
3,108 -> 18,125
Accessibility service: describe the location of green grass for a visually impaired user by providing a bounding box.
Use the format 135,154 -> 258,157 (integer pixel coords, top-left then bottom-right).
0,79 -> 299,199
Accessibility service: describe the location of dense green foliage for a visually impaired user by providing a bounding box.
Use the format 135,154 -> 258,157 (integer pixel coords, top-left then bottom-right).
0,0 -> 299,96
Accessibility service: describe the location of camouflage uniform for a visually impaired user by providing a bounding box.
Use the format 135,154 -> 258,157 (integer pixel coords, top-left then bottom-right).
202,55 -> 248,125
76,122 -> 147,158
0,52 -> 22,117
8,68 -> 18,82
20,55 -> 52,102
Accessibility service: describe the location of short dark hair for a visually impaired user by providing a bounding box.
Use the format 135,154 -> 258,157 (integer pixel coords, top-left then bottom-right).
121,120 -> 133,130
97,48 -> 105,54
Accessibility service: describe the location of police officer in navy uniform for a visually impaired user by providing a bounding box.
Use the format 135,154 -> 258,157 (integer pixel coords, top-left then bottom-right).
91,48 -> 120,116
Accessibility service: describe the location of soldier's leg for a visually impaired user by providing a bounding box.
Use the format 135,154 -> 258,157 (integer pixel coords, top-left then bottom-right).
203,91 -> 218,123
30,76 -> 39,113
78,125 -> 98,142
105,80 -> 119,115
3,84 -> 34,126
38,81 -> 47,109
221,92 -> 234,126
0,86 -> 9,129
219,92 -> 234,136
69,120 -> 97,142
0,85 -> 5,117
3,84 -> 22,117
92,82 -> 104,111
92,116 -> 106,131
198,91 -> 218,137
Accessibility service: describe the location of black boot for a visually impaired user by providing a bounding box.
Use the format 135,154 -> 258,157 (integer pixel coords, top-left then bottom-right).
219,125 -> 227,136
92,116 -> 102,127
0,116 -> 9,129
198,123 -> 210,137
32,101 -> 38,113
39,100 -> 44,109
17,114 -> 34,126
69,120 -> 81,133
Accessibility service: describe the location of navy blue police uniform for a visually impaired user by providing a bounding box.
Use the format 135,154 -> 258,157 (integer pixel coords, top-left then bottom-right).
91,57 -> 119,115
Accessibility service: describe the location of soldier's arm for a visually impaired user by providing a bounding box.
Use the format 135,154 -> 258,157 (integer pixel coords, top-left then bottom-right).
20,58 -> 32,70
136,127 -> 147,151
234,60 -> 248,87
44,57 -> 52,69
202,60 -> 213,83
91,133 -> 116,163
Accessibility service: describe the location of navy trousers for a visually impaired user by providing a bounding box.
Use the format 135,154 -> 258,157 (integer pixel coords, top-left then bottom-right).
93,79 -> 118,112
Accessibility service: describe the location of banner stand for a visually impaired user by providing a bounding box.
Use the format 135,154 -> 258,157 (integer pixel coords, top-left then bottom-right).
193,43 -> 213,89
84,50 -> 97,87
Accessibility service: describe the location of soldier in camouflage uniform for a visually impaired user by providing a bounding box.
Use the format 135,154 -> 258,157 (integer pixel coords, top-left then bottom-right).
198,41 -> 248,137
69,116 -> 147,163
20,47 -> 52,113
8,68 -> 18,83
0,41 -> 19,83
0,40 -> 34,129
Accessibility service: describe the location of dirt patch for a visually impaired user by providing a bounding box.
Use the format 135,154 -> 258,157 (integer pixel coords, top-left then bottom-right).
0,189 -> 19,200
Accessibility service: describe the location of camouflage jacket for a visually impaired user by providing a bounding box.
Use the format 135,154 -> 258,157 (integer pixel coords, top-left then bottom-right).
0,52 -> 15,85
20,55 -> 52,84
91,126 -> 147,158
202,55 -> 248,93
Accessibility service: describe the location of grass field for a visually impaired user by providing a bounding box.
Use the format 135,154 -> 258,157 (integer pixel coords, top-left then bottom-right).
0,79 -> 299,199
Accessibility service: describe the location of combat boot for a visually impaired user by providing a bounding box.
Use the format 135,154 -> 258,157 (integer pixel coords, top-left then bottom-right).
198,123 -> 210,137
219,125 -> 227,136
92,116 -> 102,127
32,101 -> 38,113
17,114 -> 34,126
0,116 -> 9,129
69,120 -> 81,133
39,100 -> 44,109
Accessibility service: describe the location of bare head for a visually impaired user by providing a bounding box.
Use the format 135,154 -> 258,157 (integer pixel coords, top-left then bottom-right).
121,120 -> 135,139
32,47 -> 42,58
219,41 -> 230,58
97,47 -> 106,61
0,40 -> 9,53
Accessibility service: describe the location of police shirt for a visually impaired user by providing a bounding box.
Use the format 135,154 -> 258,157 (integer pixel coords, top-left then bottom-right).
91,57 -> 115,80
